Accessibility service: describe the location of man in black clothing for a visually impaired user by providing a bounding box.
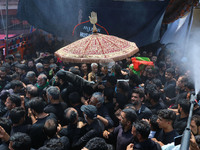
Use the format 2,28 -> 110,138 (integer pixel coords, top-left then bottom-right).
68,92 -> 83,118
161,68 -> 176,99
103,108 -> 137,150
191,115 -> 200,136
89,92 -> 114,128
44,86 -> 67,125
174,99 -> 190,135
145,84 -> 166,114
72,105 -> 104,150
155,109 -> 179,145
127,120 -> 161,150
28,97 -> 57,149
9,107 -> 31,136
59,107 -> 79,147
43,118 -> 70,149
4,94 -> 21,118
130,88 -> 152,120
9,132 -> 31,150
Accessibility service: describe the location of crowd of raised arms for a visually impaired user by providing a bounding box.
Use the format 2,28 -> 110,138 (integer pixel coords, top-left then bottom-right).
0,43 -> 199,150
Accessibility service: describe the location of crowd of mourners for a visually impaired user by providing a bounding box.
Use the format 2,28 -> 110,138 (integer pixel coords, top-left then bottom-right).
0,43 -> 200,150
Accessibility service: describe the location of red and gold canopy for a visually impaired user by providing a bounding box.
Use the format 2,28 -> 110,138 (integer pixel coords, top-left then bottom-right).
55,33 -> 139,63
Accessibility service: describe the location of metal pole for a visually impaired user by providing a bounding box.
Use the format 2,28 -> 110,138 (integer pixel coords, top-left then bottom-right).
180,94 -> 196,150
5,0 -> 8,55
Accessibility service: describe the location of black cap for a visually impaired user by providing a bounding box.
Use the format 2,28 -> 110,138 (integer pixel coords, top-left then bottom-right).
81,105 -> 97,119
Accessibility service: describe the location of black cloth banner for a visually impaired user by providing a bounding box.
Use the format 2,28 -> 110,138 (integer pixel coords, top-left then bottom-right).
17,0 -> 169,47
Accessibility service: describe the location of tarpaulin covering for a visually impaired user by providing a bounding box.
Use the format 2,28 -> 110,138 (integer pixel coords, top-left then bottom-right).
17,0 -> 169,47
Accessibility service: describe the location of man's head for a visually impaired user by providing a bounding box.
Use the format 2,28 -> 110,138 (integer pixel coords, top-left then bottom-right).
191,115 -> 200,136
16,64 -> 27,75
46,86 -> 60,102
9,132 -> 31,150
43,118 -> 58,138
81,105 -> 97,122
82,137 -> 110,150
132,120 -> 151,142
81,63 -> 88,72
5,94 -> 21,110
119,108 -> 137,129
68,92 -> 81,106
26,85 -> 38,99
36,63 -> 44,73
37,74 -> 47,87
165,68 -> 175,81
10,80 -> 24,93
131,88 -> 145,106
89,92 -> 104,108
91,63 -> 98,74
65,107 -> 79,125
178,99 -> 190,115
0,67 -> 7,79
28,97 -> 45,115
26,71 -> 36,83
9,107 -> 25,125
157,109 -> 176,129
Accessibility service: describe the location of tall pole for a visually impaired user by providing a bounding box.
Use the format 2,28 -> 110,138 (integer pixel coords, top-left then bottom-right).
5,0 -> 8,55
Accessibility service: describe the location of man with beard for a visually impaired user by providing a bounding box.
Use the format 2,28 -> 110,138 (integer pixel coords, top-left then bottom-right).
126,120 -> 161,150
160,68 -> 176,99
130,88 -> 152,120
191,115 -> 200,136
103,108 -> 137,150
173,99 -> 190,135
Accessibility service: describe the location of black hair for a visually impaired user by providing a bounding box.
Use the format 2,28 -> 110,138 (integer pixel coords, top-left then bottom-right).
166,68 -> 175,76
112,64 -> 122,75
158,61 -> 166,69
133,120 -> 151,140
129,74 -> 141,87
117,81 -> 129,92
45,138 -> 64,150
28,97 -> 45,114
8,94 -> 21,107
104,87 -> 114,102
0,117 -> 11,134
27,86 -> 38,97
122,108 -> 137,123
192,115 -> 200,127
64,108 -> 78,124
195,135 -> 200,148
150,115 -> 160,131
158,109 -> 176,124
132,88 -> 145,99
43,118 -> 58,138
151,78 -> 162,89
11,80 -> 23,88
9,107 -> 25,124
85,137 -> 109,150
149,90 -> 161,103
10,132 -> 31,150
68,92 -> 81,104
178,99 -> 190,114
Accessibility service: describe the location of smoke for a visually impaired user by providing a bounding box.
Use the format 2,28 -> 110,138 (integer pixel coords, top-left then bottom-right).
187,29 -> 200,95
